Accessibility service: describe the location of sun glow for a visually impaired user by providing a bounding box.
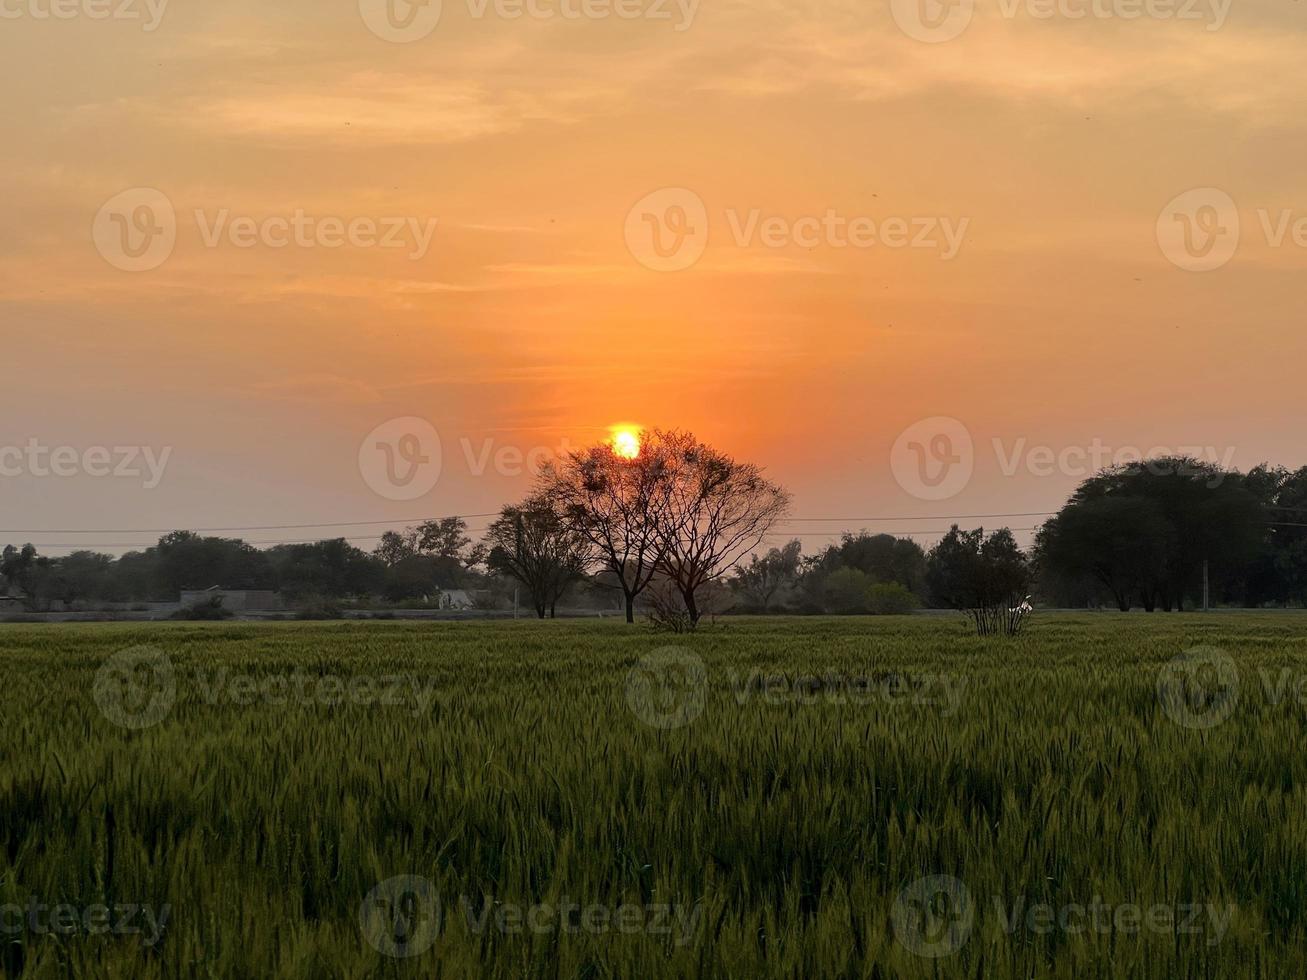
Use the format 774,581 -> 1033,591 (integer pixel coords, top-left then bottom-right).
611,427 -> 642,459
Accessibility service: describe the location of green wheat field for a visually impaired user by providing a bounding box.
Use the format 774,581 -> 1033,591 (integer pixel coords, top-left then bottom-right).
2,614 -> 1305,978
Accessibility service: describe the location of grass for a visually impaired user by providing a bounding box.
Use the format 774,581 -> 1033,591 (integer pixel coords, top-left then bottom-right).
1,613 -> 1305,977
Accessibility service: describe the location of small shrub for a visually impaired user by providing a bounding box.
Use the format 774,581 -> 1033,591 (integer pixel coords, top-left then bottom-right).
171,597 -> 234,621
294,597 -> 343,620
821,568 -> 872,614
866,582 -> 920,615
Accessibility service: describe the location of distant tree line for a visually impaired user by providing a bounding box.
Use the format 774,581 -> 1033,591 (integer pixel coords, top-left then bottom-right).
1033,458 -> 1307,611
3,451 -> 1305,619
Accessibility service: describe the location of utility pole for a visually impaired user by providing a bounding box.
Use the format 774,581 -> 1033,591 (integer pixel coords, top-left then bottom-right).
1202,559 -> 1210,612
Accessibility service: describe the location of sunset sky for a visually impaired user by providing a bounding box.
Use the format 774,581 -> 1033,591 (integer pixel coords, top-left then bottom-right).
2,0 -> 1304,555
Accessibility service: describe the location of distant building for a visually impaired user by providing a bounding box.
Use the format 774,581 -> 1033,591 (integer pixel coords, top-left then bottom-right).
179,586 -> 284,612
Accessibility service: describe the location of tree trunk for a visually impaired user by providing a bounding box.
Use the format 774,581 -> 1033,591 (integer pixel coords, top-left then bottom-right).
682,588 -> 701,627
624,593 -> 635,624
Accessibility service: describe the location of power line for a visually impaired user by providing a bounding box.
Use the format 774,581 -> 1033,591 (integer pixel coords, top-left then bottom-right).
0,510 -> 1055,537
0,515 -> 500,536
776,511 -> 1056,523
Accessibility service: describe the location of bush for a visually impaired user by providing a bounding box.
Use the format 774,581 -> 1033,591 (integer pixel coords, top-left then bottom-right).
821,568 -> 873,614
294,597 -> 343,620
171,597 -> 234,620
866,582 -> 920,615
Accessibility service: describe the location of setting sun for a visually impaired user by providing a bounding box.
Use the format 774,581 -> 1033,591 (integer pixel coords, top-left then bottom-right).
611,428 -> 641,460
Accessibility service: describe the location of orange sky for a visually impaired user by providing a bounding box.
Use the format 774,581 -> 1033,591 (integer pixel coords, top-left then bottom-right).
2,0 -> 1304,555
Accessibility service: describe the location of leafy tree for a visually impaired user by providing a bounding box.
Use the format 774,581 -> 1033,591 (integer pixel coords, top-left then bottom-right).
1034,497 -> 1171,611
732,539 -> 803,613
374,529 -> 418,567
265,539 -> 385,600
483,495 -> 593,618
926,526 -> 1031,634
415,517 -> 474,560
817,532 -> 927,595
154,532 -> 275,594
1037,457 -> 1264,610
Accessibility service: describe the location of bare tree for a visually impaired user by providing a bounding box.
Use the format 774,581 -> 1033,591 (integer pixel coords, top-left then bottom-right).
539,437 -> 672,623
483,495 -> 593,618
652,431 -> 791,627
